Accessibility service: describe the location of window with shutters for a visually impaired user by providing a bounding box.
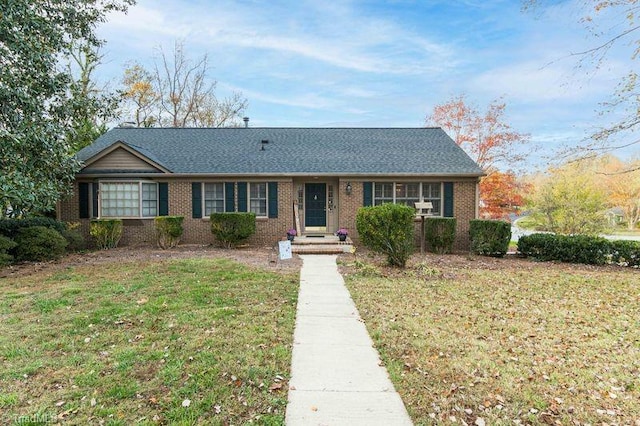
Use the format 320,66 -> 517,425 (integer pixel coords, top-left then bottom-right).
203,183 -> 225,215
373,182 -> 442,216
249,182 -> 267,217
99,181 -> 157,218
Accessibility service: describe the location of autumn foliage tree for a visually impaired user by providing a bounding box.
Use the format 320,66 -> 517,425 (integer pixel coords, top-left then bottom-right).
530,159 -> 609,235
427,95 -> 530,218
479,171 -> 528,219
600,156 -> 640,230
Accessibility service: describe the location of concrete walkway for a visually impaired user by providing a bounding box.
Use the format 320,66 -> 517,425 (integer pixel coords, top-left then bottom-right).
285,255 -> 413,426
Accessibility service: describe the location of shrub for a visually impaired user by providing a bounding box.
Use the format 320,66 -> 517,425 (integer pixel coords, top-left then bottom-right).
90,219 -> 123,250
609,240 -> 640,267
14,226 -> 67,261
155,216 -> 184,249
0,217 -> 66,239
210,213 -> 256,248
424,217 -> 457,254
518,233 -> 640,267
0,235 -> 17,266
60,229 -> 86,252
356,203 -> 415,267
469,219 -> 511,257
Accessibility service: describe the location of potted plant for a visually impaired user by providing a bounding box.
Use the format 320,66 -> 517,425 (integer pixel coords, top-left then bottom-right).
336,228 -> 348,241
286,228 -> 297,241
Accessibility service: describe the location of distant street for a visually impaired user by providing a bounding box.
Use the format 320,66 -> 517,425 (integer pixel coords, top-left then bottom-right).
511,223 -> 640,242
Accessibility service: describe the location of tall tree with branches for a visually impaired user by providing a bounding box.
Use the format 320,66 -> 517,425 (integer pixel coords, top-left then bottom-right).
66,41 -> 121,152
427,95 -> 530,218
120,41 -> 248,128
524,0 -> 640,163
0,0 -> 134,217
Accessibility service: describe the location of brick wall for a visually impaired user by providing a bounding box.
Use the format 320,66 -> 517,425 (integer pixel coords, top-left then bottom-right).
59,179 -> 295,248
336,178 -> 478,251
452,180 -> 478,251
59,177 -> 477,250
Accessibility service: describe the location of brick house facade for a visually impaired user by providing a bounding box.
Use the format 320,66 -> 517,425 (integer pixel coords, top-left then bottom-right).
58,128 -> 484,250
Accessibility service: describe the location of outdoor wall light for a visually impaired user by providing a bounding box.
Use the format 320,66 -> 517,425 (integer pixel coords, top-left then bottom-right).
345,182 -> 352,195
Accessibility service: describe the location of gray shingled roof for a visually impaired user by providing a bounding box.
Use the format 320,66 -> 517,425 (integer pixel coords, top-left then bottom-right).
78,127 -> 484,176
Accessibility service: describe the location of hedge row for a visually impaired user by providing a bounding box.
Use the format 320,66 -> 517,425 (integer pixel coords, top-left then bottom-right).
518,233 -> 640,267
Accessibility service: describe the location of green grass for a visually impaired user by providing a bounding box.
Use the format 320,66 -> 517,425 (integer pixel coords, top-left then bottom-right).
0,258 -> 298,425
343,254 -> 640,425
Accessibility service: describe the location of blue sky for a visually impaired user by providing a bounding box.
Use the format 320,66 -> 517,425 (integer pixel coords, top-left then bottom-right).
95,0 -> 638,169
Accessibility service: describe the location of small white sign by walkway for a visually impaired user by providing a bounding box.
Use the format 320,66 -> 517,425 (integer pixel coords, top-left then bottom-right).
279,240 -> 292,260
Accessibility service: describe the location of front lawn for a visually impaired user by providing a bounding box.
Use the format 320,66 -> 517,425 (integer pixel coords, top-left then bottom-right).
0,257 -> 299,425
343,254 -> 640,425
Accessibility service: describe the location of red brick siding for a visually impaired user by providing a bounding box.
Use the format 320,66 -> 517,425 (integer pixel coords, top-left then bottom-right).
60,177 -> 477,249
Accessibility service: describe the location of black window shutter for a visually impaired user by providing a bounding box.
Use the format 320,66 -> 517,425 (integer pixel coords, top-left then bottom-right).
158,183 -> 169,216
192,182 -> 202,218
268,182 -> 278,218
225,182 -> 235,212
237,182 -> 248,212
78,183 -> 89,219
443,182 -> 454,217
363,182 -> 373,207
91,183 -> 99,218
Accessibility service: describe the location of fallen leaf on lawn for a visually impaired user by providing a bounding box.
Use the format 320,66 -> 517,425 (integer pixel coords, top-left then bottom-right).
136,298 -> 148,305
55,400 -> 65,407
269,382 -> 283,392
90,398 -> 96,407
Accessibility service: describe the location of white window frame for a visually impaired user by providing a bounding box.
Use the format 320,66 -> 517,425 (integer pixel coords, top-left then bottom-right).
249,182 -> 267,217
203,182 -> 225,216
99,181 -> 158,218
373,182 -> 443,216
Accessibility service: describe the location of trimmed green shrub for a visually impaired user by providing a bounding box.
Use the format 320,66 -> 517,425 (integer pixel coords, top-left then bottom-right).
0,235 -> 17,266
210,212 -> 256,248
90,219 -> 123,250
424,217 -> 457,254
609,240 -> 640,267
14,226 -> 67,261
155,216 -> 184,249
356,203 -> 415,267
61,229 -> 86,252
469,219 -> 511,257
0,217 -> 66,239
518,233 -> 640,267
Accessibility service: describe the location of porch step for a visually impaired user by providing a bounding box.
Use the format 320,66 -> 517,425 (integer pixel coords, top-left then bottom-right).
290,235 -> 354,254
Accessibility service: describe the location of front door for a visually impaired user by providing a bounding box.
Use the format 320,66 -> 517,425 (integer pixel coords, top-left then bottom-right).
305,183 -> 326,227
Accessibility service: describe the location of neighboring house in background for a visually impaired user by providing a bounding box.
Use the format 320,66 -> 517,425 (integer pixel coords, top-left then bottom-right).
58,127 -> 485,249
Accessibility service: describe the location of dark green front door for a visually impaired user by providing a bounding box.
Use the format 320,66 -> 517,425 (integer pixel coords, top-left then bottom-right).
305,183 -> 326,227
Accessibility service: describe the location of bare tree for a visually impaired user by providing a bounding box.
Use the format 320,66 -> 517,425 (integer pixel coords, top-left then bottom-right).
119,40 -> 248,128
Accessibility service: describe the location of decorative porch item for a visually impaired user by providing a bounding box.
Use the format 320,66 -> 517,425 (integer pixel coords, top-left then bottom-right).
286,228 -> 297,241
336,228 -> 348,241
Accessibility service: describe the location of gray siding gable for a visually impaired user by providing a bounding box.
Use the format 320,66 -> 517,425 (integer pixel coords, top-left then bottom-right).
77,127 -> 484,176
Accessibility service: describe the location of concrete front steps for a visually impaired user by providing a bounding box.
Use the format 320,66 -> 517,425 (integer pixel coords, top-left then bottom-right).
290,234 -> 354,254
